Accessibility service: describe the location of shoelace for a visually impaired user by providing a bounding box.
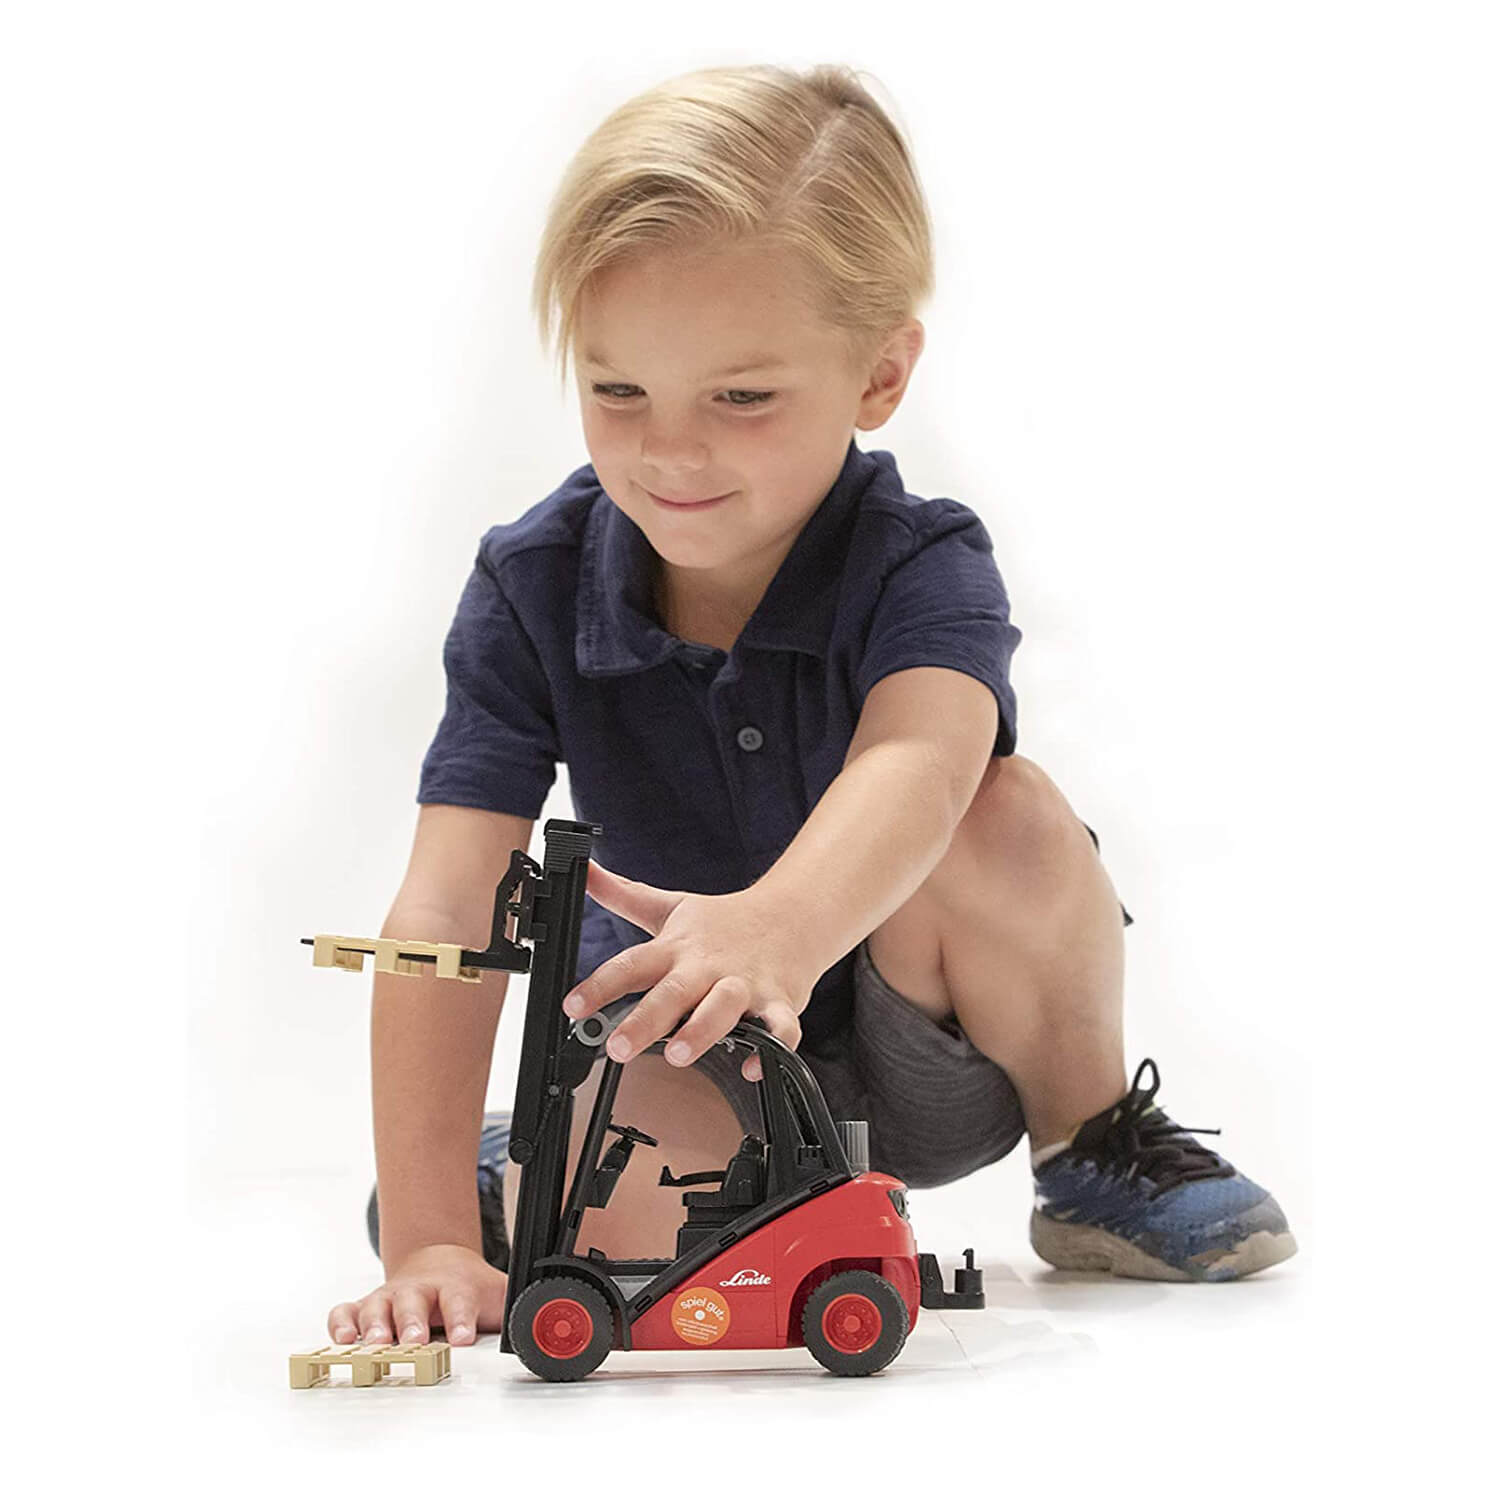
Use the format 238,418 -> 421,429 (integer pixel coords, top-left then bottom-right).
1090,1058 -> 1238,1200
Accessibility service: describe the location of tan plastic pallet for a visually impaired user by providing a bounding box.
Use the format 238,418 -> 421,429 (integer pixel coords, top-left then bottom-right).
310,933 -> 482,983
289,1341 -> 452,1388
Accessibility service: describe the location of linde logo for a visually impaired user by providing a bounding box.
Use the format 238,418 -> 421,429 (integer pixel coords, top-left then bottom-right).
719,1268 -> 772,1287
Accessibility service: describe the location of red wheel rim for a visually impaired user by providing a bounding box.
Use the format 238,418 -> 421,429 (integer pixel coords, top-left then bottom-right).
822,1292 -> 882,1355
533,1297 -> 593,1360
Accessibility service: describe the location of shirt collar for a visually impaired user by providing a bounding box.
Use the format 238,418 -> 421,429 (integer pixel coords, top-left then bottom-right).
576,437 -> 882,678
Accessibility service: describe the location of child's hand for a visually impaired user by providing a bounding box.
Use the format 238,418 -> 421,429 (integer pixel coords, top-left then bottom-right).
563,859 -> 818,1082
327,1244 -> 507,1347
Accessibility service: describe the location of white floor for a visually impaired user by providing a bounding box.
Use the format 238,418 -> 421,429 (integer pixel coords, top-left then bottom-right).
175,1144 -> 1469,1497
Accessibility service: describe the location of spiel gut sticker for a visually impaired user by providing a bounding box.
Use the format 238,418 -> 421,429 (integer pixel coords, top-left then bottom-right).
670,1287 -> 731,1346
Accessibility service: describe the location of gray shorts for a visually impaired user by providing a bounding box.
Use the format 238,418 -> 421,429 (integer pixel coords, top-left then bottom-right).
609,821 -> 1131,1192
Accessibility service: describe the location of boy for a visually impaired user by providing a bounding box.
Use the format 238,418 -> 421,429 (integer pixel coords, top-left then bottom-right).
329,64 -> 1295,1351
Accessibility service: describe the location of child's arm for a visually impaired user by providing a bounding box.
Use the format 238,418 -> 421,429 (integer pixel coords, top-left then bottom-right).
747,664 -> 998,973
562,667 -> 1000,1070
328,802 -> 535,1346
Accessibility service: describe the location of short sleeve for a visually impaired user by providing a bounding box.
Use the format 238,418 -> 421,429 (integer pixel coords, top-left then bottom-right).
416,547 -> 561,816
854,503 -> 1022,757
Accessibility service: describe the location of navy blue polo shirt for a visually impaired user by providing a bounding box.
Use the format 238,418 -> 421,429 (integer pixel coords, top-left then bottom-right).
417,437 -> 1022,1049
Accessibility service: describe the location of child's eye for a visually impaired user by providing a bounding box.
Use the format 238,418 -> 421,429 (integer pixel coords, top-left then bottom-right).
590,383 -> 775,409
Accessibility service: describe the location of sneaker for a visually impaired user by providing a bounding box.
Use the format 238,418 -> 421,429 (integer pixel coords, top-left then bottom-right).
1030,1059 -> 1297,1282
365,1110 -> 512,1273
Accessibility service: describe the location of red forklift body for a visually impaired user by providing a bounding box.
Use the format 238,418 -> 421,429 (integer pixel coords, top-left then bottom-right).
629,1172 -> 920,1352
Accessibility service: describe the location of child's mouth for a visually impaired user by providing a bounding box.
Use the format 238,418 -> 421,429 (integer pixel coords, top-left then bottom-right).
647,489 -> 734,511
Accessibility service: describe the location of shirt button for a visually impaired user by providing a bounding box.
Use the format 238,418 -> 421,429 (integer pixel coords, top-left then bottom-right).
736,725 -> 765,752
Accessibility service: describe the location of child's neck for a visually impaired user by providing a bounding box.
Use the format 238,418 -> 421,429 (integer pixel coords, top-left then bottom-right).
652,561 -> 761,653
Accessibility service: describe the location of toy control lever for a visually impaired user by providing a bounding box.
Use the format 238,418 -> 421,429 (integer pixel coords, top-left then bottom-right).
584,1122 -> 660,1209
658,1164 -> 727,1189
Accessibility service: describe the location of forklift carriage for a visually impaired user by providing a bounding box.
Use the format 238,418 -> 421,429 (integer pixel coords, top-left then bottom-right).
308,818 -> 983,1381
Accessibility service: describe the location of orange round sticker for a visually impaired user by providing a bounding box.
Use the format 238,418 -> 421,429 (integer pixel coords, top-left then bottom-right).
670,1286 -> 731,1347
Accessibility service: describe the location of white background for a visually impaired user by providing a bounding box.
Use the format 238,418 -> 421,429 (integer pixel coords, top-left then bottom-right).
4,0 -> 1494,1488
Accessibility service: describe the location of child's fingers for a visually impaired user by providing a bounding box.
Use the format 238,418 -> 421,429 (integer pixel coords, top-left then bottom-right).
603,981 -> 696,1063
662,979 -> 749,1067
751,1001 -> 802,1056
735,1006 -> 798,1079
564,944 -> 665,1022
437,1284 -> 479,1345
327,1301 -> 362,1343
357,1291 -> 394,1343
391,1284 -> 435,1344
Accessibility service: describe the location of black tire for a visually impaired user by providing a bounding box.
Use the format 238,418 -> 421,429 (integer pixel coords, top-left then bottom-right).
509,1276 -> 614,1382
802,1269 -> 910,1376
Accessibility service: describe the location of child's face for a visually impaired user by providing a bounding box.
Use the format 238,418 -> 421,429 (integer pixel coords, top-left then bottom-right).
573,237 -> 921,599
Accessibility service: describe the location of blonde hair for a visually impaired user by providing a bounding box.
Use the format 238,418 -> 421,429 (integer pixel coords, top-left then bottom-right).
531,63 -> 935,392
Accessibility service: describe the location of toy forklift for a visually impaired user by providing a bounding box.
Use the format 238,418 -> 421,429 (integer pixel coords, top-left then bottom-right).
307,817 -> 984,1381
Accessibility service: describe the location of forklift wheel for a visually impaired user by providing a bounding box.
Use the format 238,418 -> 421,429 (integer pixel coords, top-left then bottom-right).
509,1276 -> 614,1382
801,1270 -> 910,1376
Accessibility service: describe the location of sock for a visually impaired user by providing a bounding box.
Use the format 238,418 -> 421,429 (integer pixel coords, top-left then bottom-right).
1030,1136 -> 1075,1171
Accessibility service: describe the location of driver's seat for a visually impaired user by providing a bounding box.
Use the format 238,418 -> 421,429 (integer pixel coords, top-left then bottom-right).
661,1134 -> 767,1258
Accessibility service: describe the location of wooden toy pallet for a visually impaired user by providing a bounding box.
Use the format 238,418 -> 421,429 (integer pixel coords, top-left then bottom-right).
289,1341 -> 452,1388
